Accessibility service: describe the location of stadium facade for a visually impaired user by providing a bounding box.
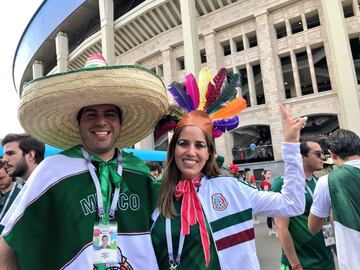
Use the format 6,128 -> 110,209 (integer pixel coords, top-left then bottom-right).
13,0 -> 360,173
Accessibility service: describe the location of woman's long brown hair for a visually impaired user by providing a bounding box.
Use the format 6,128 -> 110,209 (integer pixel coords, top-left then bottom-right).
158,126 -> 221,218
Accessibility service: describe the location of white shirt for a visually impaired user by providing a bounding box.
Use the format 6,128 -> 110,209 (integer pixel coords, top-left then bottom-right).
310,160 -> 360,218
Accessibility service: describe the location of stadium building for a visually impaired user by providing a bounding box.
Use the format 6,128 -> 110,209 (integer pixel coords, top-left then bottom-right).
13,0 -> 360,176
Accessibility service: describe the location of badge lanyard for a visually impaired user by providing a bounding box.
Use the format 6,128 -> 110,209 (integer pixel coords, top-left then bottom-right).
305,177 -> 317,198
166,218 -> 185,270
0,183 -> 17,220
81,148 -> 122,222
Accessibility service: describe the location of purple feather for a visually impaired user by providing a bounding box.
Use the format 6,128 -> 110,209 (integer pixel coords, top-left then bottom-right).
213,116 -> 239,132
185,73 -> 200,109
168,82 -> 194,112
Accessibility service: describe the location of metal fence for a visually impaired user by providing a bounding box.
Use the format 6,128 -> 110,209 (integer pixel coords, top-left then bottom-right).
232,145 -> 274,164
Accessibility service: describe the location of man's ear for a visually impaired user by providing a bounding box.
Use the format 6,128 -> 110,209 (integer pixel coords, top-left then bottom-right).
329,150 -> 337,160
26,150 -> 36,163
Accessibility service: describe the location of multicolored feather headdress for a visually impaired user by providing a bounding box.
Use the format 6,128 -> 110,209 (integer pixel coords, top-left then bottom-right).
155,67 -> 247,139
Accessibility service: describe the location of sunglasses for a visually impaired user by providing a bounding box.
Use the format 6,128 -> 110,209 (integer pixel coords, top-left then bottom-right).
308,151 -> 325,158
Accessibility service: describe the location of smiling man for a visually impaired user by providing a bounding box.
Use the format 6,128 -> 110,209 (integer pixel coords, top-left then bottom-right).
0,54 -> 169,270
77,104 -> 122,161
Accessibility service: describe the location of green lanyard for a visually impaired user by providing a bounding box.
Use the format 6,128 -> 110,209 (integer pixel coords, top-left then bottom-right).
81,148 -> 127,224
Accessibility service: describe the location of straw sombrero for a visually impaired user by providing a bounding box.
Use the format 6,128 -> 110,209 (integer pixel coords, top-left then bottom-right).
18,54 -> 169,149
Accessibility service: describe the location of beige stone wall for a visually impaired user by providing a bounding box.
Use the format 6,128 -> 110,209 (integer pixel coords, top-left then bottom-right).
115,0 -> 360,164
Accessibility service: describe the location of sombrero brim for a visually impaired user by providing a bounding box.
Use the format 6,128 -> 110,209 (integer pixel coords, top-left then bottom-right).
18,66 -> 169,149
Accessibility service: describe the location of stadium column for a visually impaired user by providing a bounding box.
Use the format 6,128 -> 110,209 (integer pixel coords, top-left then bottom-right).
320,0 -> 360,135
290,50 -> 302,98
32,60 -> 43,80
353,0 -> 360,16
306,45 -> 318,94
99,0 -> 115,65
180,0 -> 200,76
203,31 -> 219,76
246,62 -> 257,107
255,9 -> 285,160
161,48 -> 176,84
55,31 -> 69,73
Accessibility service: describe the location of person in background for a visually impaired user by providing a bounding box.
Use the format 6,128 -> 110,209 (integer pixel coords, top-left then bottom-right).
246,168 -> 259,224
238,170 -> 245,182
272,137 -> 334,270
309,129 -> 360,269
0,160 -> 22,225
260,170 -> 272,191
231,146 -> 240,161
250,142 -> 257,152
244,167 -> 256,185
1,133 -> 45,183
148,162 -> 163,180
227,164 -> 240,178
261,170 -> 277,237
215,154 -> 224,169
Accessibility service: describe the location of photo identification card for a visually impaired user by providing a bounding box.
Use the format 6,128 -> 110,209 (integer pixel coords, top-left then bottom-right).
92,222 -> 119,264
322,222 -> 335,246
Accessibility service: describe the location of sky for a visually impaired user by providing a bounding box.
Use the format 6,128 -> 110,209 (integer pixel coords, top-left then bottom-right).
0,1 -> 43,139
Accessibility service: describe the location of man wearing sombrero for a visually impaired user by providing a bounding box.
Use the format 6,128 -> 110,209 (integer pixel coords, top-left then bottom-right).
0,54 -> 168,269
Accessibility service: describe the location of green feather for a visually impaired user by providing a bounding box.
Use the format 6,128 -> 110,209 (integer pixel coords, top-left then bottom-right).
206,73 -> 240,115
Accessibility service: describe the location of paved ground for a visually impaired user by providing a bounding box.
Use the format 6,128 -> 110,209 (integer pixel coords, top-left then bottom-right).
254,216 -> 281,270
254,216 -> 339,270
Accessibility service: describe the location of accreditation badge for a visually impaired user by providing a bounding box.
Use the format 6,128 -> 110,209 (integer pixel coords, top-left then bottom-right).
92,222 -> 119,264
322,222 -> 335,246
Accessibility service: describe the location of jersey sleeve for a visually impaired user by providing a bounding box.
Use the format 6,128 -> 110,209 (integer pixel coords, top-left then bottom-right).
310,174 -> 331,218
239,143 -> 305,217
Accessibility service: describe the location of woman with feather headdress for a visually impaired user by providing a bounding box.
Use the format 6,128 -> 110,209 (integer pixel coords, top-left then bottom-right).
151,68 -> 307,269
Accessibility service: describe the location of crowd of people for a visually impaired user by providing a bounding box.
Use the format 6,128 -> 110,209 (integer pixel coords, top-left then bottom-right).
0,54 -> 359,270
232,141 -> 274,162
0,134 -> 45,232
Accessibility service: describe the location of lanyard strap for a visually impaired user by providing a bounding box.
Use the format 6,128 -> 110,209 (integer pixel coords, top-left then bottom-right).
0,183 -> 17,220
305,177 -> 317,198
81,148 -> 122,221
166,218 -> 185,270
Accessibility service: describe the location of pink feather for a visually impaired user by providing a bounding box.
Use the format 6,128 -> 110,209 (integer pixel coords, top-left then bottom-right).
204,83 -> 216,110
185,73 -> 200,109
203,68 -> 227,110
213,68 -> 227,95
212,128 -> 224,138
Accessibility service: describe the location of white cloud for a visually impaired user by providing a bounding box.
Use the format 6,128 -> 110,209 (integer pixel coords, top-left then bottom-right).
0,1 -> 42,138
